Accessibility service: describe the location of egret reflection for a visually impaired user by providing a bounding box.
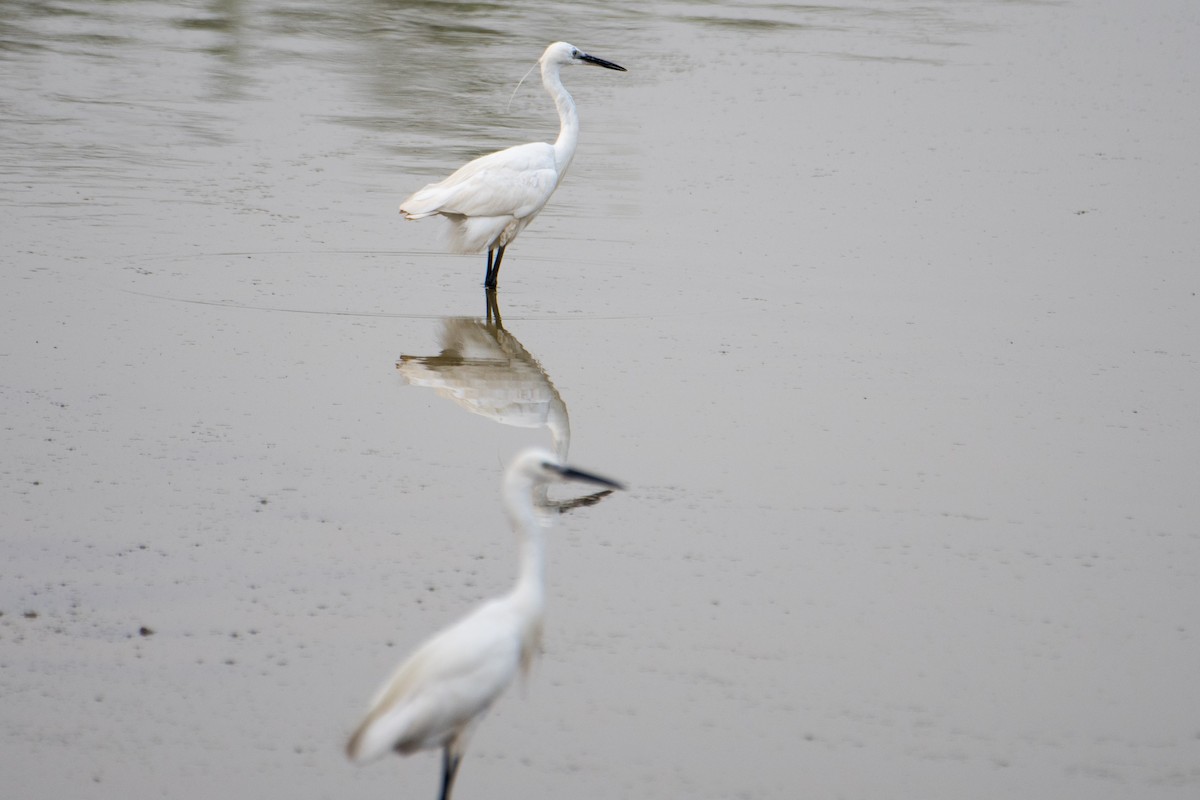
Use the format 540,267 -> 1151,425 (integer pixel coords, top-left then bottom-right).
396,292 -> 569,459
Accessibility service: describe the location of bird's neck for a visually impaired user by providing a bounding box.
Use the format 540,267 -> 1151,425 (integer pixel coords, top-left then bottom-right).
542,65 -> 579,175
505,483 -> 546,613
513,526 -> 545,612
510,514 -> 546,677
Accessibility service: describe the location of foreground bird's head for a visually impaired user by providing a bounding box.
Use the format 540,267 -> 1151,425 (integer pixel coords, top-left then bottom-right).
540,41 -> 627,73
507,447 -> 625,493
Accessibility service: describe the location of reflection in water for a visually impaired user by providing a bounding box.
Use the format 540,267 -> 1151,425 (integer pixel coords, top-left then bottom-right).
396,292 -> 570,462
396,293 -> 613,513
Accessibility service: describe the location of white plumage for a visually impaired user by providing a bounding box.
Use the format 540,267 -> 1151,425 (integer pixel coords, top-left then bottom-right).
399,42 -> 626,288
345,448 -> 623,800
401,145 -> 558,253
346,594 -> 538,763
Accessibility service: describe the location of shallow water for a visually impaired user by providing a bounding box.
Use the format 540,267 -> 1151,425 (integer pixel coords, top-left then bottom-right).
3,1 -> 1199,798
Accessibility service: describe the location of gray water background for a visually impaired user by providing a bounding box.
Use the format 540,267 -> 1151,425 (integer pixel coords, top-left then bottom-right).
2,1 -> 1199,798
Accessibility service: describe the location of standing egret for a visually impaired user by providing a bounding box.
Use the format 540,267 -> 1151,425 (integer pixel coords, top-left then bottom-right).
346,448 -> 624,800
399,42 -> 627,288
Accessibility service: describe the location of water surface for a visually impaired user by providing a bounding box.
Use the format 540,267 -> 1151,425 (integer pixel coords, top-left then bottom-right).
3,1 -> 1199,798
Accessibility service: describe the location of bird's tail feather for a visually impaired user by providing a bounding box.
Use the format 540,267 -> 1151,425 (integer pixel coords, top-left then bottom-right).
399,183 -> 513,254
399,182 -> 453,219
398,190 -> 441,219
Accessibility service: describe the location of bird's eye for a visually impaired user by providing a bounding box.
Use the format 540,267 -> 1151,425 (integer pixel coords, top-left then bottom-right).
571,49 -> 579,58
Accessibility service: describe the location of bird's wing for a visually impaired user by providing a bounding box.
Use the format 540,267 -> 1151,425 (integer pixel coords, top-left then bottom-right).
401,142 -> 559,220
347,599 -> 524,762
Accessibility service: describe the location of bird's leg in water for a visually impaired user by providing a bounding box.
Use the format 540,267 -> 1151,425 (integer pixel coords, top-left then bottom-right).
439,746 -> 462,800
485,288 -> 502,326
484,245 -> 507,288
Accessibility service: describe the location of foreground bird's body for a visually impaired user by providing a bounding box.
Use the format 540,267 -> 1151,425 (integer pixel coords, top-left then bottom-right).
346,448 -> 623,800
399,42 -> 626,288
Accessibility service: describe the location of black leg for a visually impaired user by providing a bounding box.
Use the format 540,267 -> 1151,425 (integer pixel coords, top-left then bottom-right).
439,746 -> 462,800
484,244 -> 506,289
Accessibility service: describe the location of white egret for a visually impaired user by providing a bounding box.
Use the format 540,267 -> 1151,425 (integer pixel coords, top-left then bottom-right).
345,448 -> 624,800
399,42 -> 627,288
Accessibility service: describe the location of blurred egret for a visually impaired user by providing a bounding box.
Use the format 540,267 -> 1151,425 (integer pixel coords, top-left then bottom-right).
399,42 -> 627,288
346,448 -> 624,800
